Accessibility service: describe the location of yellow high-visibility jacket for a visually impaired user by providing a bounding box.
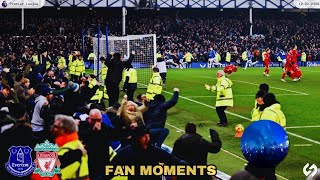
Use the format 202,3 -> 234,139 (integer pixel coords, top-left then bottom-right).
242,51 -> 247,61
88,78 -> 97,89
74,60 -> 84,76
58,140 -> 89,180
226,52 -> 231,62
146,72 -> 163,100
208,76 -> 233,107
90,85 -> 109,102
58,56 -> 66,69
32,55 -> 39,65
69,59 -> 76,75
183,53 -> 193,62
88,53 -> 97,61
46,60 -> 51,70
251,100 -> 262,121
216,53 -> 221,62
100,63 -> 108,82
301,52 -> 307,62
68,54 -> 73,61
123,68 -> 137,84
259,103 -> 286,128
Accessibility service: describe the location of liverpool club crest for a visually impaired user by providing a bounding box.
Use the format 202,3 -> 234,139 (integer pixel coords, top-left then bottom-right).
5,146 -> 35,177
34,140 -> 61,177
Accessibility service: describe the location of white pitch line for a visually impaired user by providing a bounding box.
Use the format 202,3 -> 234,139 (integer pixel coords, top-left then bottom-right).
300,69 -> 320,73
286,125 -> 320,129
187,94 -> 306,98
199,76 -> 309,95
165,122 -> 289,180
162,90 -> 320,146
293,144 -> 313,147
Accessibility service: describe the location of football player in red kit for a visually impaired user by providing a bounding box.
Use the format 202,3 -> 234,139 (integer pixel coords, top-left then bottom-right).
224,64 -> 238,76
281,50 -> 292,82
263,49 -> 271,76
290,62 -> 302,81
291,45 -> 301,65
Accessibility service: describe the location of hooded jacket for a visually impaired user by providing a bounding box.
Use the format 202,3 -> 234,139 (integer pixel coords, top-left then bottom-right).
31,95 -> 48,131
259,103 -> 286,128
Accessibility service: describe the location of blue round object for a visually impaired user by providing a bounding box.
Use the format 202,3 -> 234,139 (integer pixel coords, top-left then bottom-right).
240,120 -> 289,168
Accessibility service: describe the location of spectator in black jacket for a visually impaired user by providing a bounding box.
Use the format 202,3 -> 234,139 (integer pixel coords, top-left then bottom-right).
172,122 -> 222,180
81,108 -> 113,180
104,51 -> 135,107
111,126 -> 186,180
0,103 -> 35,180
143,88 -> 179,147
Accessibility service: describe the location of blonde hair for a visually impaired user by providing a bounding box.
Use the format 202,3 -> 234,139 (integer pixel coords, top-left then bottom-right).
127,101 -> 138,110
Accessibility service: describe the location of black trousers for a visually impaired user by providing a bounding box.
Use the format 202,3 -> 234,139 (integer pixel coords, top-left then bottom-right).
186,62 -> 192,68
106,81 -> 120,107
216,106 -> 228,124
160,72 -> 167,85
126,83 -> 137,101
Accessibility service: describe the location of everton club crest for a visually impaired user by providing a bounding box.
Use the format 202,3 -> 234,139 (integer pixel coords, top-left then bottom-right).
5,146 -> 35,177
33,140 -> 61,177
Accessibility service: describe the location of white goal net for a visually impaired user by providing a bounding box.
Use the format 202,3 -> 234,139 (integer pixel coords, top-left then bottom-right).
92,34 -> 157,88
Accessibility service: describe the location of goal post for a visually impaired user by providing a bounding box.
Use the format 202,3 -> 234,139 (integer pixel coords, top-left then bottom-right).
92,33 -> 157,88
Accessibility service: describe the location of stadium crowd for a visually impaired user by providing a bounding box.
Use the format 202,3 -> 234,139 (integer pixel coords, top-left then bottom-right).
1,9 -> 320,64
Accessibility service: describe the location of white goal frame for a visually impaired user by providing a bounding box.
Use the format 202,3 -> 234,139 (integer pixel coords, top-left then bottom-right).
92,34 -> 157,88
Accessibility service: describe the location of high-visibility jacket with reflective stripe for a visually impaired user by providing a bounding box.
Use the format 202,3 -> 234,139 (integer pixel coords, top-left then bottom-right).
46,60 -> 51,70
88,53 -> 97,61
209,76 -> 233,107
75,60 -> 85,76
226,52 -> 231,62
88,79 -> 97,89
90,86 -> 109,102
100,63 -> 108,82
58,57 -> 66,68
146,72 -> 163,100
32,55 -> 39,65
68,54 -> 73,61
58,140 -> 89,180
69,59 -> 76,75
123,68 -> 137,83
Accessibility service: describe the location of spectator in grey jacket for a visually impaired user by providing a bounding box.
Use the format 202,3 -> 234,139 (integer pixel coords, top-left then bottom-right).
31,84 -> 53,143
143,88 -> 179,147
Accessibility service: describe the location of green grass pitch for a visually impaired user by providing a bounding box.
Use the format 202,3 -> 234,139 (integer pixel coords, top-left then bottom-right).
132,67 -> 320,180
89,66 -> 320,179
